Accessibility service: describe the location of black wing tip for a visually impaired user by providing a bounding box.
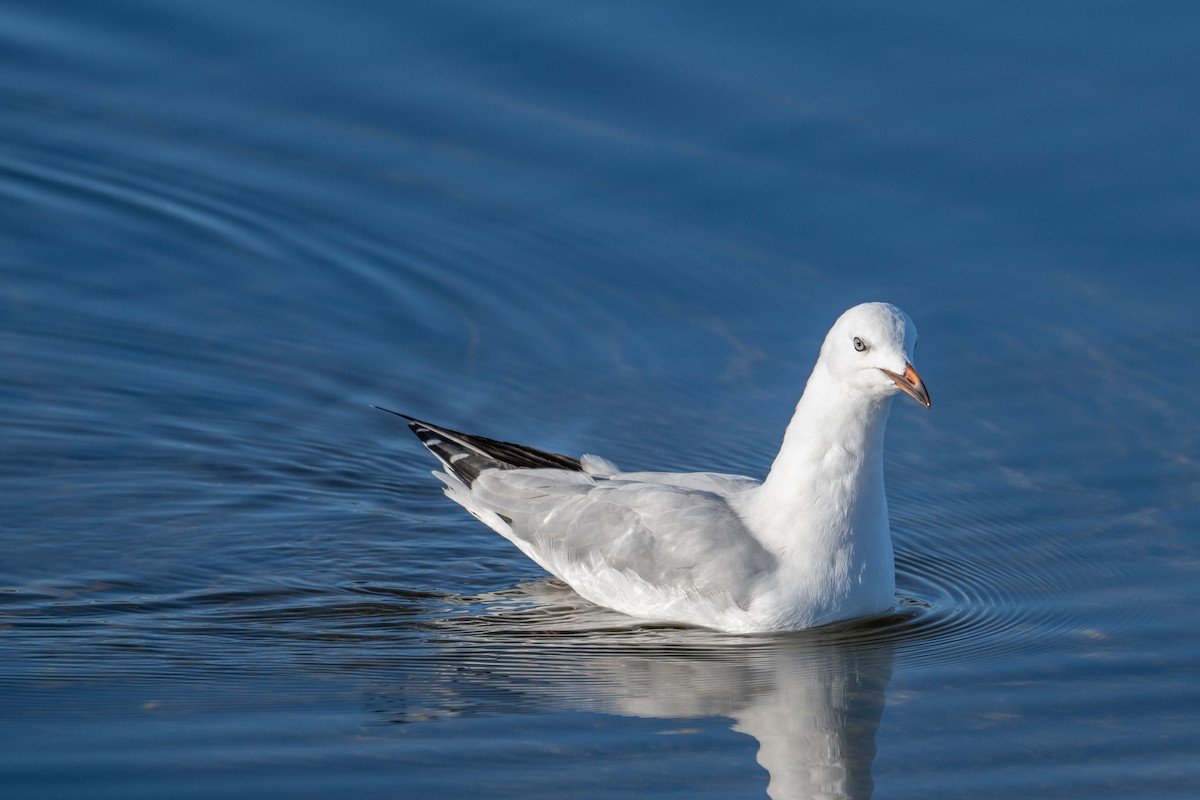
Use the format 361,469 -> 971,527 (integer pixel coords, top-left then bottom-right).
374,406 -> 584,474
372,405 -> 425,432
372,405 -> 414,420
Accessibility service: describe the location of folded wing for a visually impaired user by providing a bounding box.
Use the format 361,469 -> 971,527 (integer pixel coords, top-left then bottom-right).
471,469 -> 775,617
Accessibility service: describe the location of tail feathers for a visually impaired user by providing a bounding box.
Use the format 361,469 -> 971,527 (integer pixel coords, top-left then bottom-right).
375,407 -> 582,487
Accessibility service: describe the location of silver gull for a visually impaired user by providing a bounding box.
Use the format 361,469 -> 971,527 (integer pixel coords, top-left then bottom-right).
381,302 -> 930,632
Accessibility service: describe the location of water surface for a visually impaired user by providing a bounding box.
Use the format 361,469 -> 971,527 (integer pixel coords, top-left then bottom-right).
3,2 -> 1199,798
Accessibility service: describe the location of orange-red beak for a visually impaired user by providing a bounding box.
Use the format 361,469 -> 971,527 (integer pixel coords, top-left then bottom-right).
881,363 -> 931,409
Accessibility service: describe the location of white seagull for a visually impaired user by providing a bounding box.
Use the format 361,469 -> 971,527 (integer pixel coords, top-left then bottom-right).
383,302 -> 930,633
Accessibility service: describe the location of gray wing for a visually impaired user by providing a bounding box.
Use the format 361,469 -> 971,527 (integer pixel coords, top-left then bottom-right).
470,469 -> 776,607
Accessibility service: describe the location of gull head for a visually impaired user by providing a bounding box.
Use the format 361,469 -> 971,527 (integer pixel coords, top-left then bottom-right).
818,302 -> 931,409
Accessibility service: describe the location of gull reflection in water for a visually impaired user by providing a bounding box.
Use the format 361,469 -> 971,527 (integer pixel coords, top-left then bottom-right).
405,586 -> 895,800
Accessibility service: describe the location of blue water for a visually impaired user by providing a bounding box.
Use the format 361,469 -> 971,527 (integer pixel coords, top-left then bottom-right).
3,2 -> 1199,798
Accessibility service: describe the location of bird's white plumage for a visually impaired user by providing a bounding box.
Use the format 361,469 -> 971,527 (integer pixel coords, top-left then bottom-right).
402,302 -> 929,633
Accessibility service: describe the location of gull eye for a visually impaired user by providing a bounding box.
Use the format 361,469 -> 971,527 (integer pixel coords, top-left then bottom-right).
853,336 -> 867,352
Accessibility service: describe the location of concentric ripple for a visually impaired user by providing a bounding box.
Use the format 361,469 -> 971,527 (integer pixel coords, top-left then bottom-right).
396,478 -> 1150,679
